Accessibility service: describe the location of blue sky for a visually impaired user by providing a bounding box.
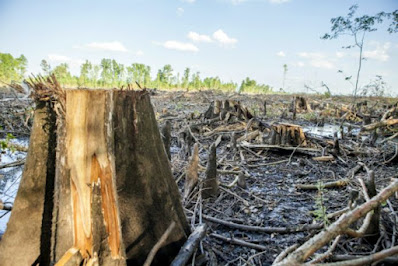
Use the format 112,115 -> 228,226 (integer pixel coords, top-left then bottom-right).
0,0 -> 397,95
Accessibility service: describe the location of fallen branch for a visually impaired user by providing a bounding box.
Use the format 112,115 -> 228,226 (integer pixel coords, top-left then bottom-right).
361,118 -> 398,131
274,179 -> 398,265
0,200 -> 12,211
0,159 -> 26,169
171,223 -> 207,266
201,213 -> 323,234
273,244 -> 299,264
241,141 -> 320,155
295,179 -> 349,190
210,233 -> 267,251
322,245 -> 398,266
143,221 -> 176,266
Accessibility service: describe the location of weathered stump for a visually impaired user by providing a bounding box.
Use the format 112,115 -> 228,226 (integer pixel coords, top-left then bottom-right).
269,123 -> 307,147
0,87 -> 190,266
204,100 -> 253,121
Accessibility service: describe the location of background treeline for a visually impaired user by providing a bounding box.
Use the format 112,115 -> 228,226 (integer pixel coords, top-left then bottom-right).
0,52 -> 273,94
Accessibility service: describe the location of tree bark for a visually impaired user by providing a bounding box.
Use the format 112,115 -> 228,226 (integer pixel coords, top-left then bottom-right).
0,101 -> 57,266
0,89 -> 190,266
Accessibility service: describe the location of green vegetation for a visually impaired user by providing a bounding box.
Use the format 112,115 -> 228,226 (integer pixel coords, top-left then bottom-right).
1,52 -> 273,94
239,77 -> 272,94
0,127 -> 16,152
310,181 -> 330,228
0,53 -> 27,84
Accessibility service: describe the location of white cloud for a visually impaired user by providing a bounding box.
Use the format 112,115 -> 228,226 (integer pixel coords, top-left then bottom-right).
83,41 -> 129,52
212,29 -> 238,46
135,50 -> 144,56
291,61 -> 305,67
298,52 -> 335,69
181,0 -> 195,3
298,52 -> 325,59
163,41 -> 199,52
310,59 -> 334,69
277,51 -> 286,57
47,54 -> 84,67
229,0 -> 247,4
364,42 -> 391,62
336,51 -> 345,58
269,0 -> 290,4
227,0 -> 289,4
177,7 -> 184,16
187,31 -> 213,43
297,62 -> 305,67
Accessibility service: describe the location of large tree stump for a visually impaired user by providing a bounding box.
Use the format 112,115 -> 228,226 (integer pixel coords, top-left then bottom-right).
204,100 -> 253,121
0,86 -> 190,265
0,101 -> 57,266
269,123 -> 307,147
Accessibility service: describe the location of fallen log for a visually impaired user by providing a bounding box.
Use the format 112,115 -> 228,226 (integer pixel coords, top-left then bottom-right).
361,118 -> 398,131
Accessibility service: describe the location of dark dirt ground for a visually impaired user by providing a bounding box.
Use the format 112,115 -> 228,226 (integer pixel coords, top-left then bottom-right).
1,89 -> 398,265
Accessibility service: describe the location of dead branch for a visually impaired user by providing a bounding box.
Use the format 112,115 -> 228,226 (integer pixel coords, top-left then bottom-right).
361,118 -> 398,131
321,245 -> 398,266
210,233 -> 267,251
171,223 -> 207,266
201,213 -> 323,233
273,244 -> 299,264
295,179 -> 349,190
274,179 -> 398,265
143,221 -> 176,266
0,159 -> 25,169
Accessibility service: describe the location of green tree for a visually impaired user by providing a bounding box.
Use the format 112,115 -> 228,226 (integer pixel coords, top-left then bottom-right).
161,64 -> 173,86
0,53 -> 27,83
191,71 -> 201,90
79,60 -> 92,86
322,5 -> 397,97
111,59 -> 124,86
52,63 -> 72,85
282,64 -> 288,91
40,59 -> 51,76
182,67 -> 190,88
100,59 -> 112,86
127,63 -> 151,87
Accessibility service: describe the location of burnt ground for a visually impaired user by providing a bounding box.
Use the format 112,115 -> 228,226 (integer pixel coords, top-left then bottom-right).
150,90 -> 398,265
1,89 -> 398,265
